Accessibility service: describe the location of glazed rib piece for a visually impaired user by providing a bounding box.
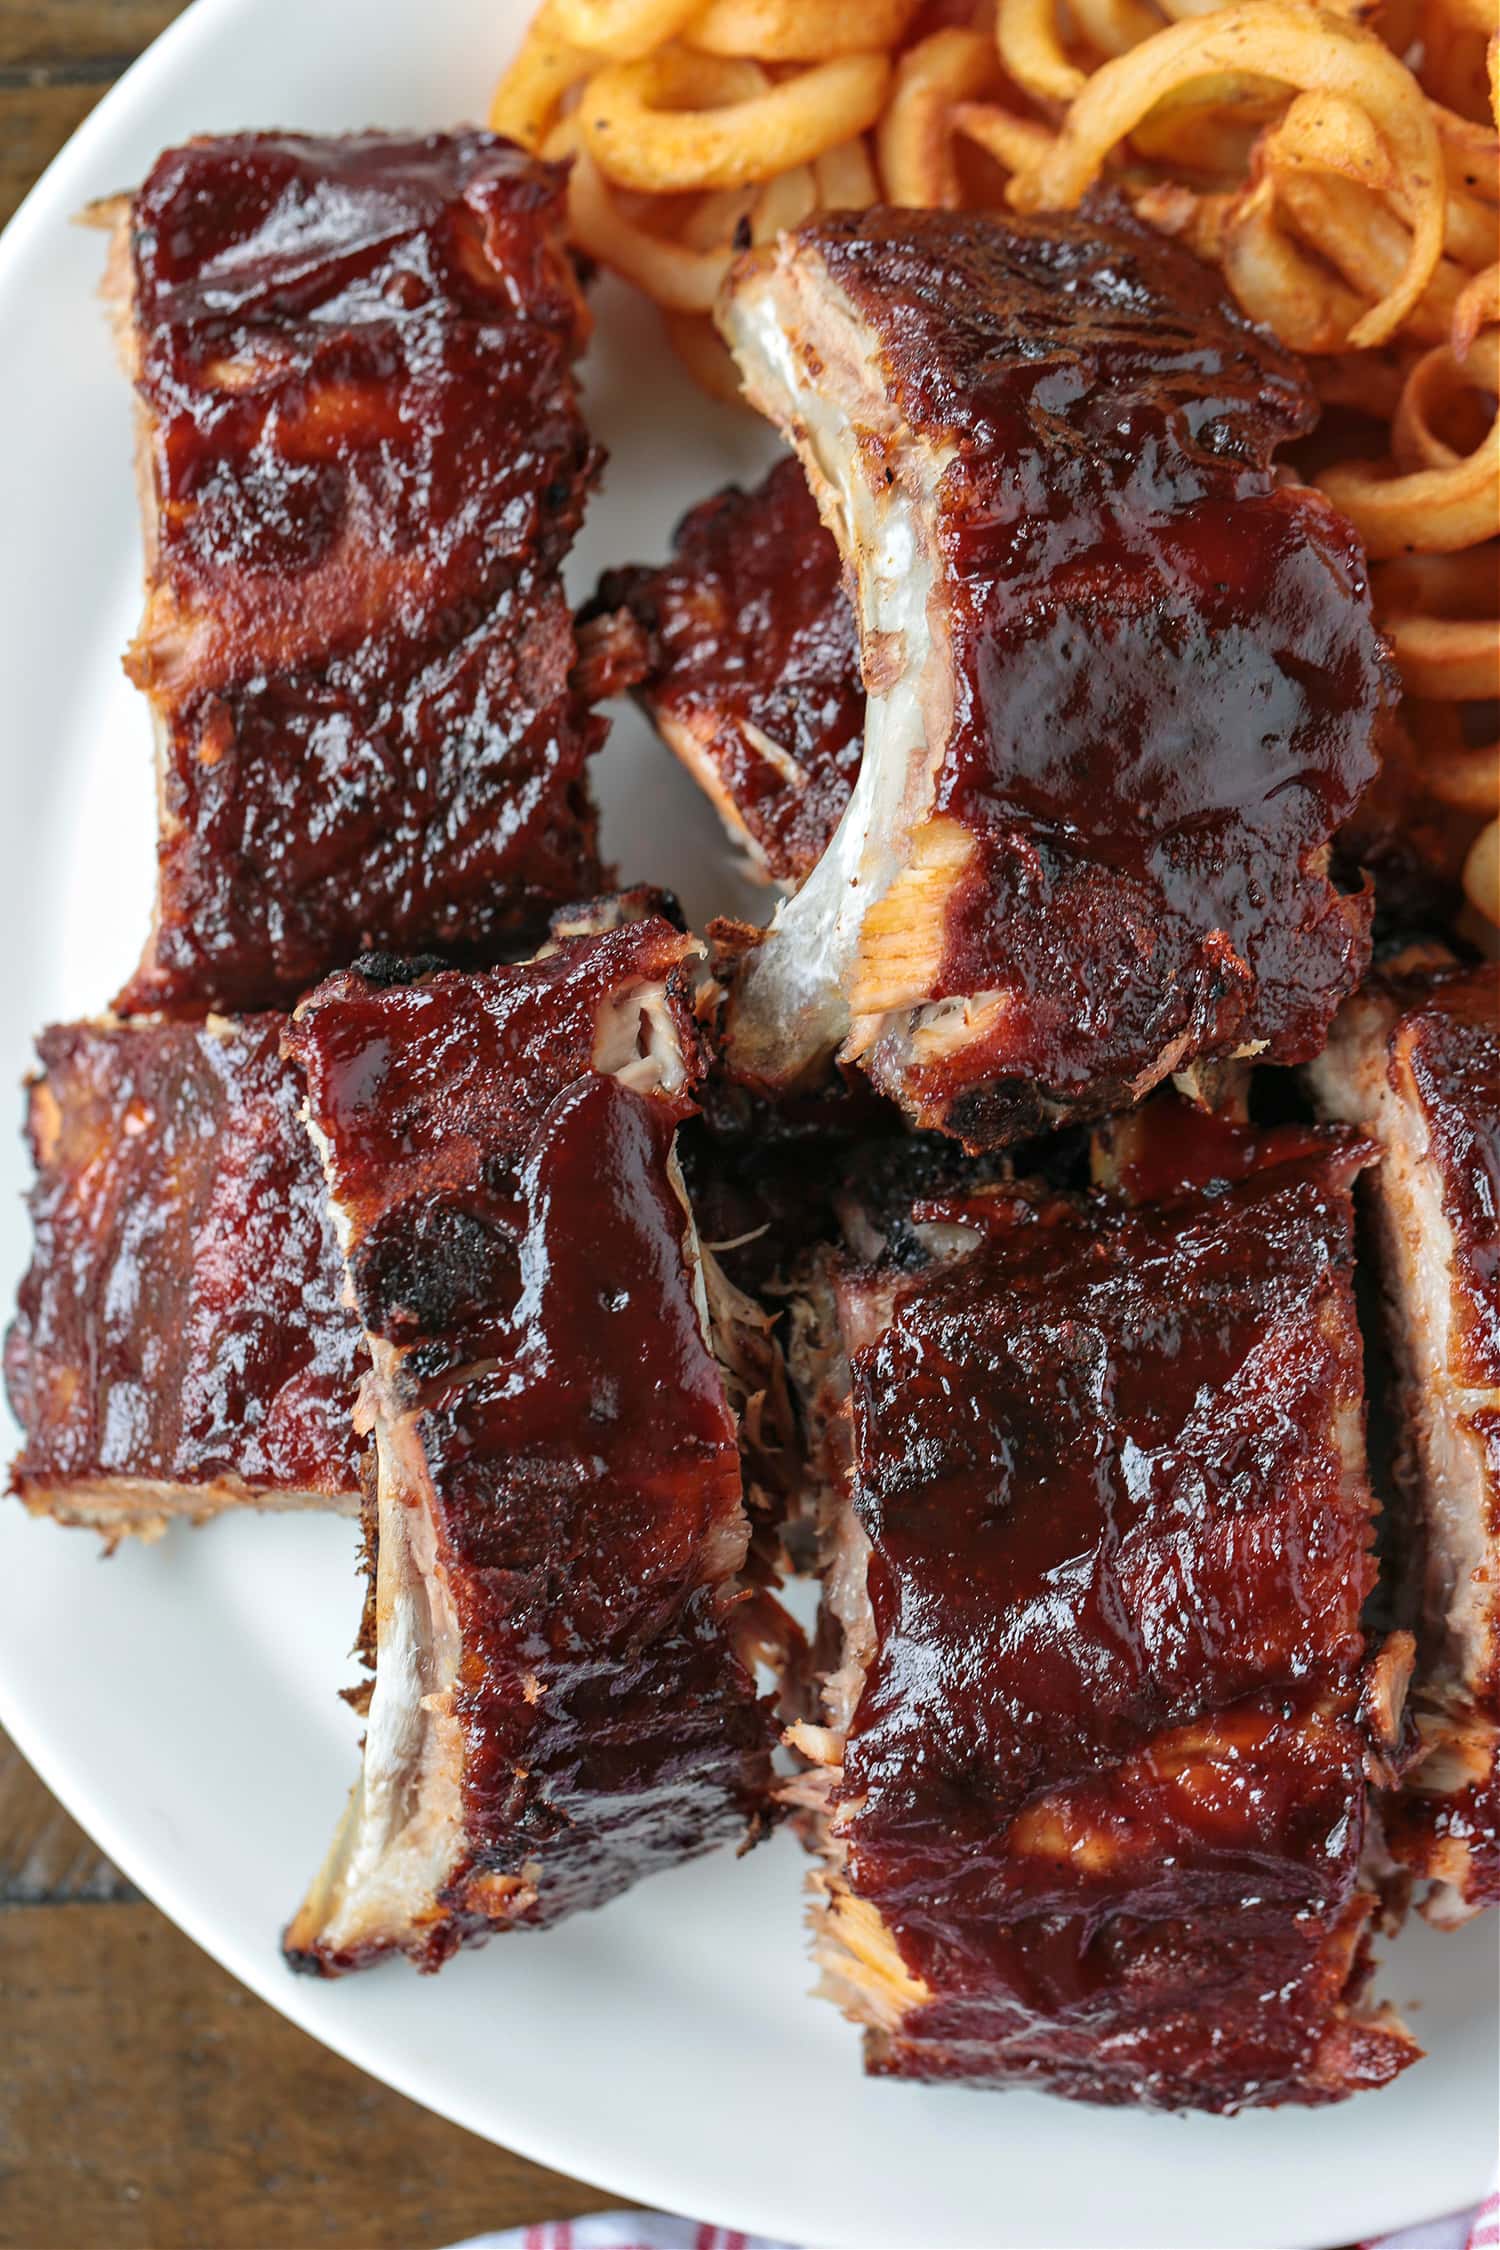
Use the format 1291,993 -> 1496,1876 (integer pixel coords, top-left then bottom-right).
1309,952 -> 1500,1921
283,915 -> 780,1974
788,1111 -> 1418,2106
6,1017 -> 364,1537
717,205 -> 1386,1147
103,131 -> 603,1014
592,458 -> 861,886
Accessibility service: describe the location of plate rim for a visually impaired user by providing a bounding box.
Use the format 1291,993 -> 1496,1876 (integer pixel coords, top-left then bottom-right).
0,6 -> 1495,2243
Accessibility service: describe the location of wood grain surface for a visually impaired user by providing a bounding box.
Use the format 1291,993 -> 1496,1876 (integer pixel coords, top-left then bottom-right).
0,7 -> 623,2242
0,1663 -> 620,2250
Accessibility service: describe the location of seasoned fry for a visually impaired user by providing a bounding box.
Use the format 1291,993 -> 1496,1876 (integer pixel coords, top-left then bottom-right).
1318,429 -> 1500,557
1454,264 -> 1500,356
1069,0 -> 1163,61
996,0 -> 1085,103
1274,169 -> 1464,346
1265,89 -> 1394,189
1383,615 -> 1500,702
1319,335 -> 1500,556
878,30 -> 1000,205
579,48 -> 892,191
1221,175 -> 1366,349
1010,4 -> 1445,348
814,136 -> 881,207
489,9 -> 591,145
686,0 -> 921,60
552,0 -> 703,60
954,97 -> 1058,178
565,136 -> 744,312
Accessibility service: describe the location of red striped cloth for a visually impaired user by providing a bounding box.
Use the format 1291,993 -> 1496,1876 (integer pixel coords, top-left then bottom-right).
449,2186 -> 1500,2250
449,2223 -> 786,2250
1359,2187 -> 1500,2250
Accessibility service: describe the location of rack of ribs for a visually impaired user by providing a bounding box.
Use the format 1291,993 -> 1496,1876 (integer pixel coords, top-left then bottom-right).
6,1017 -> 365,1538
1309,951 -> 1500,1921
99,130 -> 604,1014
590,457 -> 861,888
714,204 -> 1389,1148
784,1106 -> 1418,2105
282,912 -> 785,1973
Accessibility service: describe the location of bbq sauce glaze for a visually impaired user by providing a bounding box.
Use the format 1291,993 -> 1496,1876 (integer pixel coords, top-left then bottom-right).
119,132 -> 603,1014
832,1125 -> 1416,2103
799,206 -> 1389,1140
6,1017 -> 363,1505
287,921 -> 775,1965
597,457 -> 863,884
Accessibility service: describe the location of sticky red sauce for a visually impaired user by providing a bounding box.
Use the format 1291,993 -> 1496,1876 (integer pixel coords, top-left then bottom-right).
835,1129 -> 1412,2103
6,1017 -> 363,1501
287,924 -> 775,1955
801,206 -> 1386,1140
119,132 -> 603,1013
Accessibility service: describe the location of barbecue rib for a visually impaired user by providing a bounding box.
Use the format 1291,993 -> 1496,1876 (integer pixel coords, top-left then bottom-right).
1309,951 -> 1500,1921
786,1110 -> 1418,2105
716,205 -> 1387,1147
283,914 -> 782,1973
100,131 -> 604,1014
592,458 -> 860,886
6,1016 -> 364,1537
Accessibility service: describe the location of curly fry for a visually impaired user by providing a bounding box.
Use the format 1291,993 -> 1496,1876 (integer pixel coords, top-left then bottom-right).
1454,265 -> 1500,356
1440,179 -> 1499,269
686,0 -> 922,61
565,137 -> 744,312
751,163 -> 819,242
1265,88 -> 1394,187
1011,2 -> 1445,348
996,0 -> 1085,104
1069,0 -> 1164,59
1383,615 -> 1500,701
1273,168 -> 1465,346
954,99 -> 1060,177
580,47 -> 892,191
1221,175 -> 1366,350
1375,547 -> 1499,614
551,0 -> 704,61
1318,335 -> 1500,555
814,136 -> 881,208
1433,103 -> 1500,245
1391,337 -> 1499,470
878,30 -> 1001,207
1127,69 -> 1292,174
490,9 -> 591,147
1417,5 -> 1493,126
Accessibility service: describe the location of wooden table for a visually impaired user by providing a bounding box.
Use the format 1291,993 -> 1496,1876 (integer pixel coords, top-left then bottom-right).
0,8 -> 621,2243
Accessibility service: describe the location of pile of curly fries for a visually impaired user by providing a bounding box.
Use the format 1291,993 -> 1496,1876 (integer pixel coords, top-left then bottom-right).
491,0 -> 1500,928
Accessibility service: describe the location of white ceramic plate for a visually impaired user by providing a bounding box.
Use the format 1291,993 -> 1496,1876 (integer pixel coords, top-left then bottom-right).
0,5 -> 1494,2243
